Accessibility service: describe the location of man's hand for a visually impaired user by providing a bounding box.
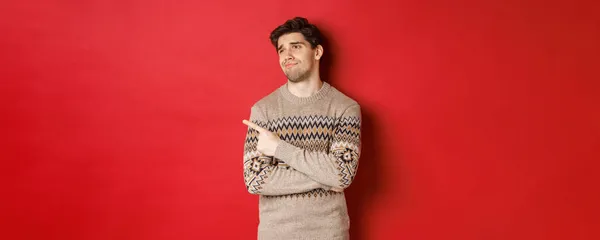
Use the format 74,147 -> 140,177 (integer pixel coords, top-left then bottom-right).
330,187 -> 344,193
243,120 -> 281,156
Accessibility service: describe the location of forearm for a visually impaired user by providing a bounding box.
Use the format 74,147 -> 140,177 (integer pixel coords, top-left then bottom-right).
273,104 -> 362,189
274,141 -> 359,189
243,156 -> 330,195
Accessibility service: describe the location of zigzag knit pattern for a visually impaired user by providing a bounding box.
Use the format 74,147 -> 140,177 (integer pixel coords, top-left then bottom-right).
243,115 -> 361,197
263,188 -> 343,199
243,119 -> 272,194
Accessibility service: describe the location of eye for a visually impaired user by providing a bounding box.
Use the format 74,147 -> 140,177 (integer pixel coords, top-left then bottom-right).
293,45 -> 300,49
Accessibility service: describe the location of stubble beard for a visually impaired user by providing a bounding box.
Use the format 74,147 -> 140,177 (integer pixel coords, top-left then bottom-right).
284,65 -> 311,83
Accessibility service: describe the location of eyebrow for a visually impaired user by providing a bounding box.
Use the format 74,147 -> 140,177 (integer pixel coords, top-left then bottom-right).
277,41 -> 306,51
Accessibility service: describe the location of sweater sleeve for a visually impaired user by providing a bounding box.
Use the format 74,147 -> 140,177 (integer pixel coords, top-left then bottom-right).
243,105 -> 331,195
273,104 -> 362,189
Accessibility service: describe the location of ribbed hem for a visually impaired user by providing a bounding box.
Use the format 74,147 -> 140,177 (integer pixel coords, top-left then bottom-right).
279,81 -> 332,105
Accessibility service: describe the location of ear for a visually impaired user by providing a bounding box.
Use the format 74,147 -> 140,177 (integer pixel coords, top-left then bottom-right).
314,45 -> 324,60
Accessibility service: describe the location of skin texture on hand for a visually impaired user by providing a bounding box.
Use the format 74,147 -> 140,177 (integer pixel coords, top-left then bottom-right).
242,119 -> 281,156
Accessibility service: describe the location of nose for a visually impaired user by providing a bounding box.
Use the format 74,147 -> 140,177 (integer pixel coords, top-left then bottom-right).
283,49 -> 294,60
284,50 -> 294,60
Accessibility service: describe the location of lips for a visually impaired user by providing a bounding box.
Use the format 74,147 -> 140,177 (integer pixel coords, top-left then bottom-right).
284,62 -> 297,68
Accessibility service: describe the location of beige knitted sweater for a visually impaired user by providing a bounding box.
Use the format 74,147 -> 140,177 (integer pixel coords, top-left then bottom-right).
243,82 -> 362,240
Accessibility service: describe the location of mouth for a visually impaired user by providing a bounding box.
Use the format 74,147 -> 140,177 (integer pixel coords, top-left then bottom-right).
284,62 -> 297,68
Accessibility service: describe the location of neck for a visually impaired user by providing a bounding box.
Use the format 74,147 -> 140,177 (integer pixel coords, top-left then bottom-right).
287,71 -> 323,98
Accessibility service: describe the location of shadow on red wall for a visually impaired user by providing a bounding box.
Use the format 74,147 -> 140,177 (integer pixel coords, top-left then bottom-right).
320,27 -> 386,240
348,108 -> 384,239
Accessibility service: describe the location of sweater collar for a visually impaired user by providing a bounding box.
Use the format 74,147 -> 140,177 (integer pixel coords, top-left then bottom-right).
279,81 -> 332,105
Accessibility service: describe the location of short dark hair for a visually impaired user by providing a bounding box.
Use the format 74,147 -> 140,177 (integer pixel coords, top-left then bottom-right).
269,17 -> 323,50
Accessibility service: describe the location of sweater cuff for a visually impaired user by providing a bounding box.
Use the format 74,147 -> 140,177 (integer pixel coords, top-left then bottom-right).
274,140 -> 297,164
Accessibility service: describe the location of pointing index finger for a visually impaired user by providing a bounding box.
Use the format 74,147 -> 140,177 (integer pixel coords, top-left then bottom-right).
242,120 -> 267,133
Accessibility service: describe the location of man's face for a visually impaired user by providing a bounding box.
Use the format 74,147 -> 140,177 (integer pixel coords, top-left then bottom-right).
277,32 -> 320,82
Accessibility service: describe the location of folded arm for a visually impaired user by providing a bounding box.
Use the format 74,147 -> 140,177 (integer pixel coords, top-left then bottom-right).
273,104 -> 362,189
242,106 -> 331,195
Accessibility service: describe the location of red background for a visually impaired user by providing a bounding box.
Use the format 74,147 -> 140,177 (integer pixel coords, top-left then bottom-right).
2,0 -> 598,239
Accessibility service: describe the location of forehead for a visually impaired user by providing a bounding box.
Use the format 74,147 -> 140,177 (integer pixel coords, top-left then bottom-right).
277,32 -> 308,47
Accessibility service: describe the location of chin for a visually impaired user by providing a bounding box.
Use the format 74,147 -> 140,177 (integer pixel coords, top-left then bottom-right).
287,74 -> 309,83
284,67 -> 311,82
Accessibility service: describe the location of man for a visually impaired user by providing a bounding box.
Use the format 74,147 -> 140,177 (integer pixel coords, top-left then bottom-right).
242,17 -> 362,240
